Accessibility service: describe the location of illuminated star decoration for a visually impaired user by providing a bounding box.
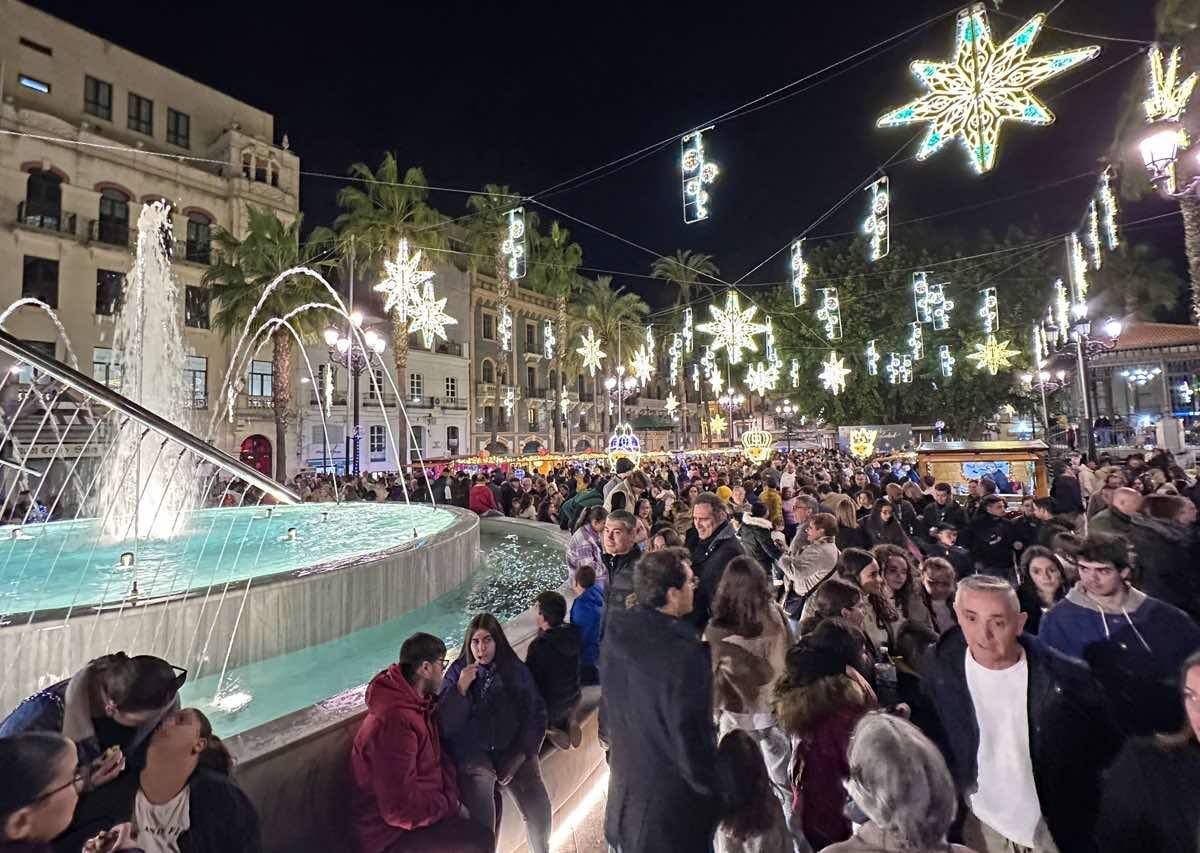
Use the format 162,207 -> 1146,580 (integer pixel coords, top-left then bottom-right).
863,176 -> 890,261
966,335 -> 1021,375
664,392 -> 679,417
629,345 -> 654,386
681,127 -> 720,223
709,413 -> 728,436
576,327 -> 606,376
745,362 -> 775,397
407,281 -> 458,349
697,292 -> 767,365
877,4 -> 1100,174
1097,166 -> 1120,251
376,238 -> 434,321
819,352 -> 851,396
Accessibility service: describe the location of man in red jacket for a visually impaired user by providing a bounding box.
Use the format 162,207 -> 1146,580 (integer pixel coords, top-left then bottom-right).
350,633 -> 491,853
468,473 -> 500,516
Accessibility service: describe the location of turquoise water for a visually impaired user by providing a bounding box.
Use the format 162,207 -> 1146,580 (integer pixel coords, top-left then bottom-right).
0,503 -> 457,617
180,528 -> 567,736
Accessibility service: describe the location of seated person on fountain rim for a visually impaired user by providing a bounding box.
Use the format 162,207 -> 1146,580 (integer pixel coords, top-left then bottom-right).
525,591 -> 584,751
0,652 -> 183,774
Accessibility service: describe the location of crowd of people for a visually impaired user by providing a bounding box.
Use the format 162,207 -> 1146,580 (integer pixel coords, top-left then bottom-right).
6,445 -> 1200,853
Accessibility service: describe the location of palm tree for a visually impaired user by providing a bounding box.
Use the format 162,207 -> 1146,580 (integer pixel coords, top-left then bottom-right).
335,153 -> 449,466
205,207 -> 336,482
465,185 -> 529,449
528,221 -> 583,451
579,277 -> 650,434
651,251 -> 720,446
1089,242 -> 1184,320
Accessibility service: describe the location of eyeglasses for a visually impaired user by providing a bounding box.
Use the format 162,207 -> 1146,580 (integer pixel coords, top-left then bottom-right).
34,763 -> 91,802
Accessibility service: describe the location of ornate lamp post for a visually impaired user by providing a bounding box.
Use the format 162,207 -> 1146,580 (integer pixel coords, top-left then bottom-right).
774,400 -> 798,451
1044,313 -> 1121,459
323,313 -> 386,476
603,366 -> 639,428
717,390 -> 745,449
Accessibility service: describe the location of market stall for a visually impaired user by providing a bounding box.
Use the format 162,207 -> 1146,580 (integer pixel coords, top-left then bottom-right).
915,440 -> 1049,498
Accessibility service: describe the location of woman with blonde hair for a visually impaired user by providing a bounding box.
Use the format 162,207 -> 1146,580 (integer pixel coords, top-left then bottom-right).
830,494 -> 870,551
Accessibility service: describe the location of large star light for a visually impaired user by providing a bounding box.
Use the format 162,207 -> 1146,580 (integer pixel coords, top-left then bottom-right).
709,414 -> 727,436
819,351 -> 852,396
629,345 -> 654,386
407,281 -> 458,349
877,4 -> 1100,174
376,238 -> 434,320
576,327 -> 606,376
745,362 -> 776,397
664,392 -> 679,417
697,292 -> 767,365
966,334 -> 1021,375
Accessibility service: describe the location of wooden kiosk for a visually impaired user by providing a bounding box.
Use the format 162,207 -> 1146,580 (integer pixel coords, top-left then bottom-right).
915,440 -> 1050,498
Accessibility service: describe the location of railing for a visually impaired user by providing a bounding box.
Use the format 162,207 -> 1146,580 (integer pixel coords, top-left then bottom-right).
439,397 -> 468,410
87,218 -> 132,248
435,341 -> 464,357
183,394 -> 208,410
309,393 -> 349,407
406,395 -> 434,409
526,386 -> 548,399
243,394 -> 274,410
17,202 -> 76,236
365,391 -> 398,406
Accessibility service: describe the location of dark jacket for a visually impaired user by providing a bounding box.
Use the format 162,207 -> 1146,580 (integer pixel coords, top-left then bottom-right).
1096,738 -> 1200,853
438,654 -> 547,764
966,513 -> 1015,576
525,624 -> 583,723
570,585 -> 604,674
350,665 -> 460,852
737,515 -> 782,574
834,524 -> 871,552
919,500 -> 968,541
923,628 -> 1122,853
57,767 -> 261,853
1038,585 -> 1200,735
688,520 -> 746,631
1088,506 -> 1134,538
602,548 -> 641,630
601,606 -> 717,853
926,541 -> 974,581
1050,473 -> 1084,515
1125,514 -> 1200,622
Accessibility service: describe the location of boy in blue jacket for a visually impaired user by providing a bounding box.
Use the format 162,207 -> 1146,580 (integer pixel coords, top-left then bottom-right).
570,564 -> 604,686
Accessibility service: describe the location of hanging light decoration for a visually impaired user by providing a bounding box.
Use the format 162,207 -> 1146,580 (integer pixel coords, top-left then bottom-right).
863,175 -> 890,261
1083,200 -> 1103,271
791,238 -> 808,306
914,272 -> 954,329
1097,166 -> 1120,251
408,281 -> 459,349
700,346 -> 723,395
629,345 -> 654,386
502,207 -> 527,280
939,344 -> 955,377
816,288 -> 842,340
790,358 -> 800,388
543,319 -> 556,360
886,353 -> 913,384
664,392 -> 680,417
746,362 -> 775,397
681,127 -> 719,223
866,339 -> 880,376
576,326 -> 606,376
968,288 -> 1020,375
503,385 -> 516,418
979,287 -> 999,333
697,291 -> 767,365
908,322 -> 925,360
876,4 -> 1100,174
499,305 -> 513,353
682,307 -> 694,354
669,333 -> 683,385
1067,233 -> 1089,320
819,351 -> 851,395
709,413 -> 728,437
692,362 -> 701,392
377,238 -> 435,323
1052,279 -> 1070,345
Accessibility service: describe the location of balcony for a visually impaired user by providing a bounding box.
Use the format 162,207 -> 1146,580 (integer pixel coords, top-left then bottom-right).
526,386 -> 548,400
17,202 -> 76,237
365,391 -> 398,407
87,218 -> 132,248
309,392 -> 349,407
183,394 -> 208,410
243,394 -> 273,410
412,339 -> 465,357
406,395 -> 434,409
438,397 -> 468,410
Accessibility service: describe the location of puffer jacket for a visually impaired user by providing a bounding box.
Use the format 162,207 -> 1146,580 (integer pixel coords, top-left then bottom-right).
438,655 -> 547,764
1126,513 -> 1200,622
738,515 -> 783,574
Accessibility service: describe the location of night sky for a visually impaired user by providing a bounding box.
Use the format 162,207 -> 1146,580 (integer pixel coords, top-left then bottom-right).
28,0 -> 1177,313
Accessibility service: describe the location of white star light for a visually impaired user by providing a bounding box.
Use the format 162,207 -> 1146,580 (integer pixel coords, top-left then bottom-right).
664,392 -> 679,417
376,238 -> 434,321
745,362 -> 775,397
877,4 -> 1100,174
630,345 -> 654,386
697,292 -> 767,365
407,281 -> 458,349
819,351 -> 851,396
576,327 -> 606,376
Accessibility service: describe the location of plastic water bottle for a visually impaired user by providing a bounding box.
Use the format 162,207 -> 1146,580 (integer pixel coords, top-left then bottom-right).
874,645 -> 899,709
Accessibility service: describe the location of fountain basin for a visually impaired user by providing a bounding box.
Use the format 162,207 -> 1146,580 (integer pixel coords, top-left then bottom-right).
0,503 -> 477,715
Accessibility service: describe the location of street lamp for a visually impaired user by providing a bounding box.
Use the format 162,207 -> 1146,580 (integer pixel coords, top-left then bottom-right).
717,390 -> 745,448
603,366 -> 638,428
774,400 -> 798,451
324,316 -> 386,476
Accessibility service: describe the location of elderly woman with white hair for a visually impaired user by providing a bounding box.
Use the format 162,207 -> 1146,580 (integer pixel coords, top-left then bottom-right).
823,712 -> 979,853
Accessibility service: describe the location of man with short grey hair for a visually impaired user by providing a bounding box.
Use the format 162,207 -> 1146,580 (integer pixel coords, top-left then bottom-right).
923,575 -> 1121,853
687,493 -> 744,631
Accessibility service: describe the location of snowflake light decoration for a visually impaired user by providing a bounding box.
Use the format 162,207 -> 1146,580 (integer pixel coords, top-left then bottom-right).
681,127 -> 719,223
863,176 -> 890,261
664,392 -> 679,417
629,345 -> 654,386
866,340 -> 880,376
501,208 -> 527,280
966,334 -> 1021,375
1097,166 -> 1119,251
816,288 -> 842,340
939,344 -> 956,377
1145,44 -> 1198,123
576,327 -> 606,376
745,362 -> 775,397
407,281 -> 458,349
543,319 -> 556,360
709,413 -> 728,437
819,352 -> 851,396
791,239 -> 808,306
876,4 -> 1100,174
790,358 -> 800,389
376,238 -> 434,321
697,292 -> 767,365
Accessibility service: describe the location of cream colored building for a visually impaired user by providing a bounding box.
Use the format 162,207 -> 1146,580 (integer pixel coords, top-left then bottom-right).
0,0 -> 298,476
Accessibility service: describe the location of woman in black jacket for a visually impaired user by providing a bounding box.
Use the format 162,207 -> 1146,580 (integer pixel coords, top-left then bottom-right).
1015,546 -> 1068,635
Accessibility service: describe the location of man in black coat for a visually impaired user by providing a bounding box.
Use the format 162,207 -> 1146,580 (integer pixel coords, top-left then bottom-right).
601,510 -> 641,626
1050,463 -> 1085,516
922,575 -> 1122,853
919,483 -> 969,546
602,548 -> 717,853
926,523 -> 974,581
966,495 -> 1017,579
688,493 -> 746,631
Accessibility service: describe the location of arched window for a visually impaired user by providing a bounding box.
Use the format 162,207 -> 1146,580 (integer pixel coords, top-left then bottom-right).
96,188 -> 130,246
481,359 -> 495,384
185,212 -> 212,263
23,170 -> 62,229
